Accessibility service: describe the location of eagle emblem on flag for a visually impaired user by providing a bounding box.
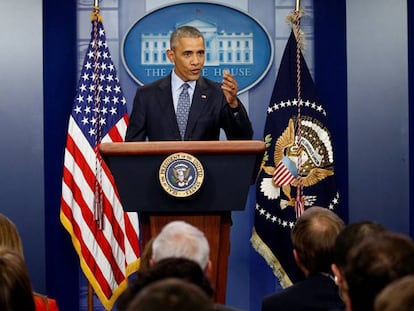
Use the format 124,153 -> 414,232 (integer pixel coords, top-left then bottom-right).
260,115 -> 335,211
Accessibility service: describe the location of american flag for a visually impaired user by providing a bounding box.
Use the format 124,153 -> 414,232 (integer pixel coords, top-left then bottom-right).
60,10 -> 140,310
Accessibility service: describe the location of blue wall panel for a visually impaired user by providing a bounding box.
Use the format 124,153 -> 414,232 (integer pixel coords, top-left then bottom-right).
43,1 -> 79,310
346,0 -> 409,233
314,0 -> 348,222
409,0 -> 414,238
0,0 -> 45,293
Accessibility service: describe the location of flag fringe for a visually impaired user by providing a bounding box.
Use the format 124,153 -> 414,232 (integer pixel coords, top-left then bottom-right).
250,228 -> 293,288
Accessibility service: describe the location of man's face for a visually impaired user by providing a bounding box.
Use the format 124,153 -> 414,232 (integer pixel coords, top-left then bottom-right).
167,36 -> 205,82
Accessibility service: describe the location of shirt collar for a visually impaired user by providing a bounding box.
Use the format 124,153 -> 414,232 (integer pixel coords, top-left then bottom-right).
171,70 -> 196,92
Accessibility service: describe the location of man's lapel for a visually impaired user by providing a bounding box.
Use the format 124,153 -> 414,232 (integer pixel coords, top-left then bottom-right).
185,77 -> 211,138
158,75 -> 181,137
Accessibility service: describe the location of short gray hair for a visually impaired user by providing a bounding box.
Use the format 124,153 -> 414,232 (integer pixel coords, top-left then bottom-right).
152,221 -> 210,269
170,26 -> 204,49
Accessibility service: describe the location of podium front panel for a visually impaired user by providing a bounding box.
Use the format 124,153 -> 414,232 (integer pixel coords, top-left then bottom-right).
103,152 -> 258,212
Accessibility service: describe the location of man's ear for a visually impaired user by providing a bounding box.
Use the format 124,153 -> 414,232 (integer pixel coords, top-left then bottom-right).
204,259 -> 213,280
166,49 -> 174,63
331,263 -> 342,285
293,249 -> 300,266
293,249 -> 308,276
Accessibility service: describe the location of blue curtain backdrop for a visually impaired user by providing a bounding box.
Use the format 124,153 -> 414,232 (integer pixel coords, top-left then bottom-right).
409,0 -> 414,238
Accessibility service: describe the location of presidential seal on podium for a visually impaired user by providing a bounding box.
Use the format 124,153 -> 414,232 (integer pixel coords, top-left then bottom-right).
159,152 -> 204,198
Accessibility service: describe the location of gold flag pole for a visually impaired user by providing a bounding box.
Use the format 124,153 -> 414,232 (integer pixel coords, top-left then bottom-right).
295,0 -> 300,12
89,2 -> 99,311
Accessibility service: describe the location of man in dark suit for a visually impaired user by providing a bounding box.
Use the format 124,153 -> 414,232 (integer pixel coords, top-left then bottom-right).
262,207 -> 345,311
125,25 -> 253,141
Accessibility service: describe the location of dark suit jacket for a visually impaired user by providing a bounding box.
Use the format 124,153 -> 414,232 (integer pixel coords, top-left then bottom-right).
262,274 -> 345,311
125,75 -> 253,141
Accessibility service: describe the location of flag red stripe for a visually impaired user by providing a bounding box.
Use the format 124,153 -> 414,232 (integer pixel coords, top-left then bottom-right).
124,214 -> 140,258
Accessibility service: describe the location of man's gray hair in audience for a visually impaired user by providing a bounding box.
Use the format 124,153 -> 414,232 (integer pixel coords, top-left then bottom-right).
152,221 -> 210,270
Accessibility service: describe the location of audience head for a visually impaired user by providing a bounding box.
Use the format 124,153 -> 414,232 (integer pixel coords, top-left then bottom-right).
0,248 -> 35,311
152,221 -> 210,271
126,278 -> 213,311
117,257 -> 214,311
333,221 -> 387,270
291,206 -> 344,276
374,275 -> 414,311
331,221 -> 387,295
0,213 -> 24,257
343,231 -> 414,311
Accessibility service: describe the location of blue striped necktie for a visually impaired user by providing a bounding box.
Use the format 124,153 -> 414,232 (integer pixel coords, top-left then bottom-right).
176,83 -> 190,140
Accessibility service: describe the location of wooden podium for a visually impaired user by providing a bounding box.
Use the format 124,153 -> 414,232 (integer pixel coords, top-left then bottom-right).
99,140 -> 265,303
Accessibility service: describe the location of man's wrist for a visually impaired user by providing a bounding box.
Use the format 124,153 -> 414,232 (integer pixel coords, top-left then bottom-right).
230,105 -> 240,112
229,99 -> 239,109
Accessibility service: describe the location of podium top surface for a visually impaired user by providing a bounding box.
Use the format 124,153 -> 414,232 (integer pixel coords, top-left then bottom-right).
99,140 -> 265,156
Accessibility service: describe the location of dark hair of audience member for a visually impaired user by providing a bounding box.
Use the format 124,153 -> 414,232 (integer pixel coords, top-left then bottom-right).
343,231 -> 414,311
0,214 -> 24,256
0,247 -> 35,311
116,257 -> 214,311
331,221 -> 387,310
374,275 -> 414,311
333,221 -> 387,268
126,278 -> 213,311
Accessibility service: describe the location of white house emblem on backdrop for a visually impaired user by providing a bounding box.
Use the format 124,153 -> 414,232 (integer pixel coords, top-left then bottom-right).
122,2 -> 273,94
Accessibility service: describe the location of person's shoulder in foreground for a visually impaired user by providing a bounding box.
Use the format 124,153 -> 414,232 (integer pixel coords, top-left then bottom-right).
262,273 -> 344,311
262,206 -> 345,311
34,294 -> 60,311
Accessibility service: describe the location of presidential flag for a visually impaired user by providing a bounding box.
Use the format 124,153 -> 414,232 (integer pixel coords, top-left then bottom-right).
60,9 -> 140,310
251,30 -> 340,286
